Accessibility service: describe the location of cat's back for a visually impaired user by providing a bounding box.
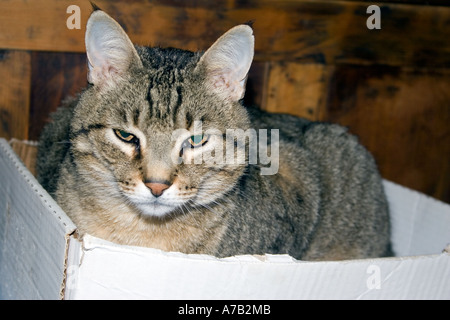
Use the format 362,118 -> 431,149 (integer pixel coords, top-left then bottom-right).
230,108 -> 391,260
300,121 -> 390,260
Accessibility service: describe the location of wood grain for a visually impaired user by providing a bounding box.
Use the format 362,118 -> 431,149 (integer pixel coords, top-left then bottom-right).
0,0 -> 449,67
263,62 -> 332,121
29,52 -> 87,140
0,50 -> 31,140
326,66 -> 450,202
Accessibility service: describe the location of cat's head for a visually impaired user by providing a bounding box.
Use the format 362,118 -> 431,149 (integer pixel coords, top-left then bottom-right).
69,10 -> 254,217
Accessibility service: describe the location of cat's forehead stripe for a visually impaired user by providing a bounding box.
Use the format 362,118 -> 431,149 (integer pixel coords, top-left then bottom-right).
171,85 -> 183,125
146,82 -> 184,125
138,47 -> 200,125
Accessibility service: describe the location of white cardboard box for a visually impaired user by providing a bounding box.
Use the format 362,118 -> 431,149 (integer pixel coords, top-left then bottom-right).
0,138 -> 449,300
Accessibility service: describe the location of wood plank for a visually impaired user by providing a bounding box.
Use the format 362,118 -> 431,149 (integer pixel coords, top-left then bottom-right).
263,62 -> 332,121
0,0 -> 449,67
29,52 -> 87,141
0,50 -> 31,140
326,65 -> 450,203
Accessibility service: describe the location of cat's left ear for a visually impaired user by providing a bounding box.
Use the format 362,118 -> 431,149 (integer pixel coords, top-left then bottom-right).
85,10 -> 142,88
197,25 -> 254,102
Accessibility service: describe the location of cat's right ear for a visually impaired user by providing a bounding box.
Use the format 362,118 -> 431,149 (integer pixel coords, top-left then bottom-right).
85,10 -> 142,88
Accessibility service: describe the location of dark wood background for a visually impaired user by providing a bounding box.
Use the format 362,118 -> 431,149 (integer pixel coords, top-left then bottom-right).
0,0 -> 449,203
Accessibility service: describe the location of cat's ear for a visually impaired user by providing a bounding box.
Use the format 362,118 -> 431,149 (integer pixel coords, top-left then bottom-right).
85,10 -> 142,87
197,25 -> 254,102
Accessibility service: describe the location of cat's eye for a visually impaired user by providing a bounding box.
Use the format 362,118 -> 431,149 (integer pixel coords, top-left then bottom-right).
114,129 -> 137,143
188,134 -> 208,148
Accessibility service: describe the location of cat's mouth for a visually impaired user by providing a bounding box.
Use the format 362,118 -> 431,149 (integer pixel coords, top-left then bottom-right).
124,181 -> 197,218
134,200 -> 177,218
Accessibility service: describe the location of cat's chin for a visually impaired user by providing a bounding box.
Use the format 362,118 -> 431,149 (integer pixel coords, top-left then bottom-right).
136,202 -> 176,218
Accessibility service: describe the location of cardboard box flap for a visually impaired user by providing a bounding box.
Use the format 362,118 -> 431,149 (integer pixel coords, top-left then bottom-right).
0,138 -> 76,299
67,234 -> 450,299
384,180 -> 450,256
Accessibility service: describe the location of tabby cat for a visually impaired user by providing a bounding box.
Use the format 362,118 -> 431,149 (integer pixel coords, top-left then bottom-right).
36,9 -> 391,260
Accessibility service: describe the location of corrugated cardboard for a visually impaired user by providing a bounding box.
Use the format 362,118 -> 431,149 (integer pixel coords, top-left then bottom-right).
0,138 -> 449,299
0,139 -> 76,299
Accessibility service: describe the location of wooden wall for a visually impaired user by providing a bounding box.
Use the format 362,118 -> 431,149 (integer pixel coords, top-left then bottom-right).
0,0 -> 449,203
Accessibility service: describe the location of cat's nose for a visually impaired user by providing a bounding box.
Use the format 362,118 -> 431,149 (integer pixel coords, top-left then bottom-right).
144,181 -> 170,197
